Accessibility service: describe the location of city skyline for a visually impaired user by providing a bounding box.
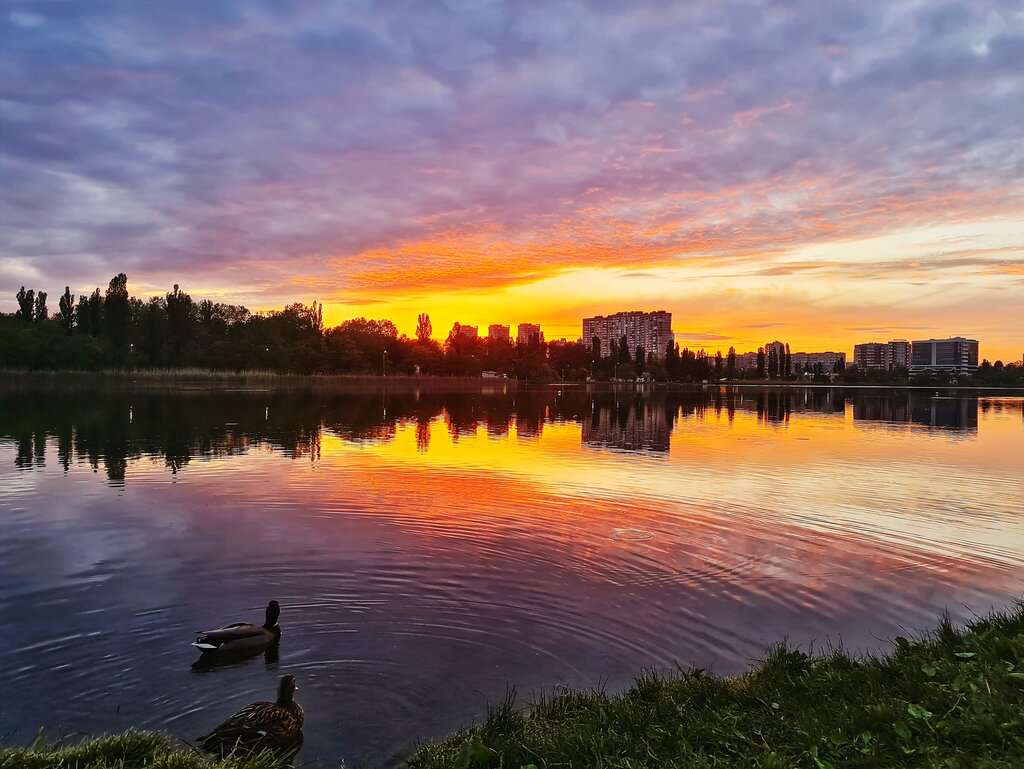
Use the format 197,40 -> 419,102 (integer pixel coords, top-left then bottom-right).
2,2 -> 1023,360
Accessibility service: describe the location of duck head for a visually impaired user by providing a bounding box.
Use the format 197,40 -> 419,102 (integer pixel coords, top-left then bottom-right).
264,600 -> 281,629
277,674 -> 299,705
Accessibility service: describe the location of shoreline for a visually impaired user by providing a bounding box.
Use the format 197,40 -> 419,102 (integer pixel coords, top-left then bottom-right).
6,605 -> 1024,768
2,368 -> 1024,394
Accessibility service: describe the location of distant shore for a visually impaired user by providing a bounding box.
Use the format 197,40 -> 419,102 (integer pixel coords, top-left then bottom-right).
2,368 -> 1023,394
5,606 -> 1023,768
0,368 -> 517,392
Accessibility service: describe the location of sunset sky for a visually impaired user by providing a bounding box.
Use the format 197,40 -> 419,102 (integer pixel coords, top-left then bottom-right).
1,1 -> 1022,359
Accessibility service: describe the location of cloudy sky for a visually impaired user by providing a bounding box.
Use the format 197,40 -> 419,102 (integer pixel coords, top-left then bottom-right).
2,0 -> 1022,358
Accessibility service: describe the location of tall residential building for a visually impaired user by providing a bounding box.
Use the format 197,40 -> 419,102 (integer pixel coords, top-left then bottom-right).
516,323 -> 544,345
854,340 -> 912,371
910,337 -> 979,375
854,343 -> 887,370
887,340 -> 911,370
488,324 -> 510,342
450,323 -> 478,340
582,310 -> 673,359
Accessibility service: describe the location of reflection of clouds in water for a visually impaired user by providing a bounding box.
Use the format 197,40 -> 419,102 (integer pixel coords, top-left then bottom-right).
0,388 -> 1022,765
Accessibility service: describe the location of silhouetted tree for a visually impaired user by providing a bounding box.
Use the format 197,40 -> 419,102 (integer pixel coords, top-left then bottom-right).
635,346 -> 645,372
591,336 -> 602,363
58,286 -> 75,335
665,340 -> 679,380
727,346 -> 736,379
166,284 -> 194,362
76,288 -> 103,337
416,313 -> 432,344
105,273 -> 130,358
757,347 -> 766,378
33,291 -> 48,323
617,335 -> 630,366
784,343 -> 792,378
16,286 -> 34,323
715,350 -> 723,377
143,297 -> 167,365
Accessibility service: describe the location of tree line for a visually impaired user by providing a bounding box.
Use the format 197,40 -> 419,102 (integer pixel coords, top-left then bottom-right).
4,276 -> 1022,384
2,275 -> 587,379
0,276 -> 749,381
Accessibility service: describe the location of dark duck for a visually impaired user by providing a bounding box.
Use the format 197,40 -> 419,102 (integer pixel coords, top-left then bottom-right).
193,600 -> 281,656
197,674 -> 304,758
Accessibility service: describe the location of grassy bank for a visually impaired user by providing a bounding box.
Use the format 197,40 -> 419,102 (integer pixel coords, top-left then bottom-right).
5,608 -> 1024,768
0,731 -> 286,769
410,606 -> 1024,768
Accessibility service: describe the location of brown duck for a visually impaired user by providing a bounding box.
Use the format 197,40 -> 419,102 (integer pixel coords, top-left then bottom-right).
197,675 -> 304,758
193,600 -> 281,656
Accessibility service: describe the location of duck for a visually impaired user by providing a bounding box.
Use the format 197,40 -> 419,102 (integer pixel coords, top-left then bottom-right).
197,674 -> 304,758
192,600 -> 281,656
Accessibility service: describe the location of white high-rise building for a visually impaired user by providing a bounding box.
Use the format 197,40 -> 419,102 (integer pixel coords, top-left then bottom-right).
582,311 -> 673,359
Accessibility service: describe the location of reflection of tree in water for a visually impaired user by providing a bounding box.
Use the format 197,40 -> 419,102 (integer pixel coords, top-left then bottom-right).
979,398 -> 1024,425
0,387 -> 992,482
415,416 -> 431,453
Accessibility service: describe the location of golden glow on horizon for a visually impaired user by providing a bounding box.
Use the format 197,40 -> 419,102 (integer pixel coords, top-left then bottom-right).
314,215 -> 1024,361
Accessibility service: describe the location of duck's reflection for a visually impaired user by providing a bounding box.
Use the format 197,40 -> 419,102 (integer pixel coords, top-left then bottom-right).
191,641 -> 280,673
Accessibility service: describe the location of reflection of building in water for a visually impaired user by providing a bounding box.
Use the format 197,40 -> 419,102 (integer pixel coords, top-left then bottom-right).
583,399 -> 671,452
852,394 -> 912,424
910,397 -> 978,431
853,393 -> 978,432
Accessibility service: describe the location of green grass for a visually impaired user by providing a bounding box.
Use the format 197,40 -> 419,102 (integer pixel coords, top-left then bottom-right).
0,731 -> 287,769
409,606 -> 1024,769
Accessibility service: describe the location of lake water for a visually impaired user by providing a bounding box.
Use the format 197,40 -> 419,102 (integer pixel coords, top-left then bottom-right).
2,384 -> 1023,766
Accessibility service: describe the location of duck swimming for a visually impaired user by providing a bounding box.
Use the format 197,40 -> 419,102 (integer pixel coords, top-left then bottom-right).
197,674 -> 304,758
192,600 -> 281,656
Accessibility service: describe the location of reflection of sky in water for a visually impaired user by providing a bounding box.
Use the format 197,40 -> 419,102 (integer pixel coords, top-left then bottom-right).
0,389 -> 1022,767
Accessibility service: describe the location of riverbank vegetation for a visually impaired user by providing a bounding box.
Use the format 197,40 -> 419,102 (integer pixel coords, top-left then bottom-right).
0,730 -> 286,769
4,276 -> 1023,385
410,605 -> 1024,768
1,276 -> 576,380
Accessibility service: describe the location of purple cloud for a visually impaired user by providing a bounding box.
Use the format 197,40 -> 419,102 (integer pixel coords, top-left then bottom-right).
0,0 -> 1021,306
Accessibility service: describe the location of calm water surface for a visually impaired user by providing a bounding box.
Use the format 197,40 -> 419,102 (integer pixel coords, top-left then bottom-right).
1,385 -> 1023,765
